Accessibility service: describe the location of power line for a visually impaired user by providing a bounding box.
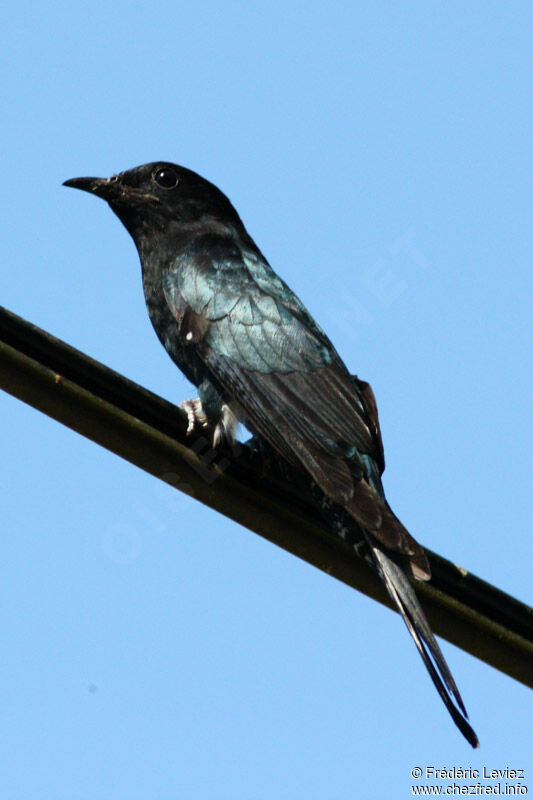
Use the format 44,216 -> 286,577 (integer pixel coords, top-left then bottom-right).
1,305 -> 532,687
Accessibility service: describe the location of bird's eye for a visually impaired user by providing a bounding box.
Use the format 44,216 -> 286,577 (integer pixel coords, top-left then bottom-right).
153,167 -> 180,189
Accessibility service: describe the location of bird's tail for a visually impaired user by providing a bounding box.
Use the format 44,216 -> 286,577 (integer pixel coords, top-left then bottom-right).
368,541 -> 479,748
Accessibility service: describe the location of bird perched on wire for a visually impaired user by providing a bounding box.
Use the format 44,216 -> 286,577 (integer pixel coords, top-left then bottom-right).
64,162 -> 479,747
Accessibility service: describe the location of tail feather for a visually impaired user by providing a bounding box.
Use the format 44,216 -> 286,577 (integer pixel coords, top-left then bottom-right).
370,544 -> 479,748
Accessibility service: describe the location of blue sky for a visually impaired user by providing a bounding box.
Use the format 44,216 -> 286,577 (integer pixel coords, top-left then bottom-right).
1,2 -> 531,797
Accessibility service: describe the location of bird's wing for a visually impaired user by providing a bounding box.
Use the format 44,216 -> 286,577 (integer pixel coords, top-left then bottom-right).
164,242 -> 420,560
164,240 -> 478,748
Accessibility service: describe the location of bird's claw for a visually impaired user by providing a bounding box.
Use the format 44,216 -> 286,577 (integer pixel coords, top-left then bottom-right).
179,398 -> 209,436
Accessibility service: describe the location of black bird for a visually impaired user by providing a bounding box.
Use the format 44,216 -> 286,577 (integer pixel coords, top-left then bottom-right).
64,162 -> 479,747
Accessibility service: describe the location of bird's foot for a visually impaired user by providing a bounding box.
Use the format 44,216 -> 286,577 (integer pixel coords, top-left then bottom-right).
179,398 -> 210,436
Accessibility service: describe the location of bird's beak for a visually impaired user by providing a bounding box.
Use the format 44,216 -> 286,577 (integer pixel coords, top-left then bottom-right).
63,176 -> 120,201
63,176 -> 160,205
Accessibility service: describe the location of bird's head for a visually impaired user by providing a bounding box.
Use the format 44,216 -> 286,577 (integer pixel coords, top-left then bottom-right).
63,162 -> 243,247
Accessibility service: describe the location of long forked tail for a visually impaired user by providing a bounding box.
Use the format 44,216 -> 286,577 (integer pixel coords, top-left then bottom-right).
369,544 -> 479,748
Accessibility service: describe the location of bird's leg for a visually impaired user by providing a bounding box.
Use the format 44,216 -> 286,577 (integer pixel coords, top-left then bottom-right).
179,398 -> 210,436
212,403 -> 239,450
179,379 -> 240,450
